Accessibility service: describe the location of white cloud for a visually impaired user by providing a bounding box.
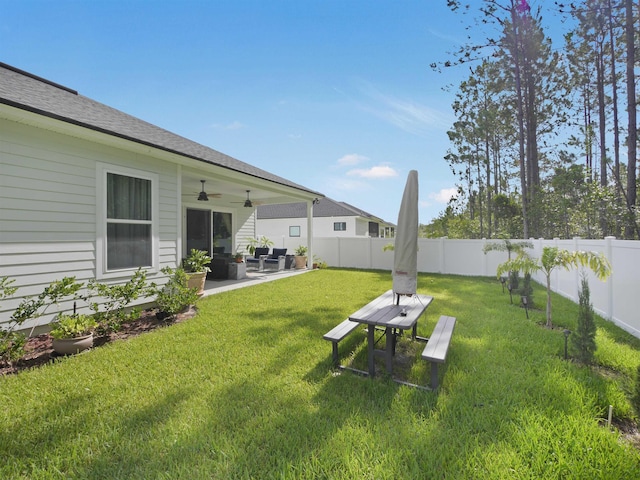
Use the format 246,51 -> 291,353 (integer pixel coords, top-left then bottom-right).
337,153 -> 369,166
354,80 -> 453,136
429,187 -> 458,204
347,165 -> 398,179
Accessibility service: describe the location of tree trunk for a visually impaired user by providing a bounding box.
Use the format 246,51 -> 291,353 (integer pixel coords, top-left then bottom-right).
511,6 -> 529,239
546,274 -> 553,328
608,0 -> 621,236
596,40 -> 608,236
624,0 -> 637,239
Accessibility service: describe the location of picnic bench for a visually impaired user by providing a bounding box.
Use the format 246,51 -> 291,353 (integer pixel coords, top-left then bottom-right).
323,291 -> 433,378
421,315 -> 456,389
323,319 -> 361,368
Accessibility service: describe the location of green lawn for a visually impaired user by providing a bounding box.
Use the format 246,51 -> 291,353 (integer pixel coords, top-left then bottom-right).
1,269 -> 639,479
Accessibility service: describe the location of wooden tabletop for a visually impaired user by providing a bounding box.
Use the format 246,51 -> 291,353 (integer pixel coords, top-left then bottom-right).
348,290 -> 433,330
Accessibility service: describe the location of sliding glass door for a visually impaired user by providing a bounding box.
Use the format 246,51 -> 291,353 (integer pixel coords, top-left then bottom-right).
213,211 -> 232,255
186,208 -> 211,255
186,208 -> 233,257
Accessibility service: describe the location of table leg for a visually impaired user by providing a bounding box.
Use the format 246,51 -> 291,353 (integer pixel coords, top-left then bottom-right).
385,327 -> 394,374
367,325 -> 376,377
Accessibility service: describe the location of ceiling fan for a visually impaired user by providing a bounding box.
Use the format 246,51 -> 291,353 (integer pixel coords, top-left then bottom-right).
193,180 -> 221,201
231,190 -> 261,207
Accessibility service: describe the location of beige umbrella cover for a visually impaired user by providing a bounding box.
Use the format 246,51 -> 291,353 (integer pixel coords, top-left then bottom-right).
392,170 -> 418,297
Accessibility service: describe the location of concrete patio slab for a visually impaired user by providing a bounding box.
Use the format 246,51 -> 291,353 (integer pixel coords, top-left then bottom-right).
202,268 -> 311,297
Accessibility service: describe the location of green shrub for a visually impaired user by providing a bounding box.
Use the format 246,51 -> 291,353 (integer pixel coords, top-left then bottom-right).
0,331 -> 26,365
633,364 -> 640,417
519,272 -> 534,307
570,275 -> 597,364
49,314 -> 97,339
87,268 -> 153,334
155,267 -> 198,316
0,277 -> 24,365
508,269 -> 519,292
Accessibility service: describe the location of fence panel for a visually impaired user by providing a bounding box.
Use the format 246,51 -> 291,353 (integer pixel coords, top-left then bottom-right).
306,236 -> 639,339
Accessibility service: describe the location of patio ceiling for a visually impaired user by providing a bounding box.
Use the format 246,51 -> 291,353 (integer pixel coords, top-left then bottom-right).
180,171 -> 319,209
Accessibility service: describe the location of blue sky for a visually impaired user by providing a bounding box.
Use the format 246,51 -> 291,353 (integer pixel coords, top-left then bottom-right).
1,1 -> 568,225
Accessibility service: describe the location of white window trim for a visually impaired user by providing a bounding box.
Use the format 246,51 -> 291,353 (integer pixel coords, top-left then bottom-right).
289,225 -> 301,237
96,163 -> 159,280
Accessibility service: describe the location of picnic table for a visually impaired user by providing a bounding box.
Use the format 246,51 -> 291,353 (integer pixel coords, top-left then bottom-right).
348,290 -> 433,377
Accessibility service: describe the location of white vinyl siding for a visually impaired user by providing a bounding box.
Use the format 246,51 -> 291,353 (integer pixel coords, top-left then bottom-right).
0,118 -> 178,330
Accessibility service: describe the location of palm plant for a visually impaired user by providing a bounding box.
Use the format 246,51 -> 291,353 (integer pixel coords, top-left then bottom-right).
245,236 -> 274,256
496,246 -> 611,328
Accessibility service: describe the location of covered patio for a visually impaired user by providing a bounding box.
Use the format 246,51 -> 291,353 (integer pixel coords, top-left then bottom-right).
201,266 -> 311,297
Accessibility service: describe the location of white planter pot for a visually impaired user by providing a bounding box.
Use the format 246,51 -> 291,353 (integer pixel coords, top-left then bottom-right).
52,333 -> 94,355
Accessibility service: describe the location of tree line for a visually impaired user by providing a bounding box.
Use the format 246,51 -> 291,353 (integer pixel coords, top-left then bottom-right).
424,0 -> 638,240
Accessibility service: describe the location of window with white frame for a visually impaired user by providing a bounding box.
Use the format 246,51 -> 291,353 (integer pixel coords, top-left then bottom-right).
97,164 -> 157,276
289,225 -> 301,237
334,222 -> 347,231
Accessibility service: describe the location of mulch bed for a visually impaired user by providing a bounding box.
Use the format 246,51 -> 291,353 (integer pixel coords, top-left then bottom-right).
0,306 -> 197,376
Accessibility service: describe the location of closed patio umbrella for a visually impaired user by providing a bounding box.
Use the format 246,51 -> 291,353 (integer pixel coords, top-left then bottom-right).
392,170 -> 418,301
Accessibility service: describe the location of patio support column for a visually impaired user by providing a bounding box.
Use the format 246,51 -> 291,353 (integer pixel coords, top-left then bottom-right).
307,200 -> 313,270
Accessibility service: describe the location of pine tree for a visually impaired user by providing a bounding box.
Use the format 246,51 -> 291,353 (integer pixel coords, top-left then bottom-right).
570,275 -> 597,363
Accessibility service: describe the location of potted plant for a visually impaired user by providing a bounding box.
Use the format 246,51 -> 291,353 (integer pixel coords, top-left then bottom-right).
294,245 -> 308,269
233,251 -> 244,263
50,313 -> 97,355
313,255 -> 327,269
245,236 -> 274,256
182,249 -> 212,296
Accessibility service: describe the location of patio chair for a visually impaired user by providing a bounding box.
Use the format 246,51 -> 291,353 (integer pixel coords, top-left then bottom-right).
246,247 -> 269,270
263,248 -> 287,271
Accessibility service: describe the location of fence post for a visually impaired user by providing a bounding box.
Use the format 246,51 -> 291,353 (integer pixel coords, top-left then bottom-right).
573,237 -> 581,302
439,237 -> 446,274
605,236 -> 615,320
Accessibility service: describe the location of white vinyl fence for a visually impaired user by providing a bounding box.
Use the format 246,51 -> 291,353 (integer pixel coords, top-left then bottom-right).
274,236 -> 640,339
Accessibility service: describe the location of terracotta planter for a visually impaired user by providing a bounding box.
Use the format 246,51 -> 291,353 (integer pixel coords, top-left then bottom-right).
52,333 -> 94,355
294,255 -> 307,269
187,271 -> 207,296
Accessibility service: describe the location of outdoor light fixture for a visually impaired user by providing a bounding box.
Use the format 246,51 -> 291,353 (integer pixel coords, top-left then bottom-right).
197,180 -> 209,201
500,276 -> 506,293
521,295 -> 529,319
243,190 -> 253,208
507,282 -> 513,304
563,329 -> 571,360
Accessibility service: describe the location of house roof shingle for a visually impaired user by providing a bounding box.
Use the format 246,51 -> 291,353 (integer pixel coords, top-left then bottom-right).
0,62 -> 322,197
257,197 -> 393,225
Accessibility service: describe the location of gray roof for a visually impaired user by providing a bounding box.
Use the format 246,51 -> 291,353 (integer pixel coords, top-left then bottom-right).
257,197 -> 391,223
0,63 -> 322,196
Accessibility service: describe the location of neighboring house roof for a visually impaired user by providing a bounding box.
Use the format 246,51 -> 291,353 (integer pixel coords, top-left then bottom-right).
257,197 -> 394,225
0,62 -> 322,197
